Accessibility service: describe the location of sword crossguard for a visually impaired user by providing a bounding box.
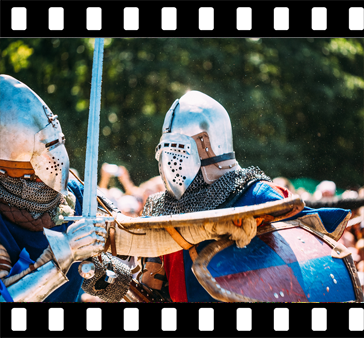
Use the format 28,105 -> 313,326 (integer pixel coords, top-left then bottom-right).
63,216 -> 114,223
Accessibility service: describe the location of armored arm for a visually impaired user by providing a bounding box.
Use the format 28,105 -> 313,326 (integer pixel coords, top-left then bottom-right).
112,222 -> 201,257
0,259 -> 68,302
44,218 -> 106,272
0,219 -> 106,302
110,212 -> 256,257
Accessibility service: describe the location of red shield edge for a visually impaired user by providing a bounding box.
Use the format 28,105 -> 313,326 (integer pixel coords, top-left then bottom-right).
192,223 -> 364,303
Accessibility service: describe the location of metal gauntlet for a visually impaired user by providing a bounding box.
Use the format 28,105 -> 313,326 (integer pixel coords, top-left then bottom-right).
43,219 -> 106,276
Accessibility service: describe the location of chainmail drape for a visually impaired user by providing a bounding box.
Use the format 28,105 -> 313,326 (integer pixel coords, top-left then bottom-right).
0,175 -> 63,219
142,166 -> 271,217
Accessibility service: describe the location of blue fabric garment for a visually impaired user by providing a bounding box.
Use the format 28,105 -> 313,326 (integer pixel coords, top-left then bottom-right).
183,180 -> 351,302
5,248 -> 35,279
0,178 -> 85,302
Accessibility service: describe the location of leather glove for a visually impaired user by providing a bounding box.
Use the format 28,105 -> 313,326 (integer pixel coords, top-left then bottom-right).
204,215 -> 257,248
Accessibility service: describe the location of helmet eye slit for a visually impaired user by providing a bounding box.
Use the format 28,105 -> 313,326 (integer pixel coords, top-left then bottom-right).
45,139 -> 59,148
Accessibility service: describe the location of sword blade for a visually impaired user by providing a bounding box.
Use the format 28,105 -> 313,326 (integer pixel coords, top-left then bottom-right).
82,38 -> 104,218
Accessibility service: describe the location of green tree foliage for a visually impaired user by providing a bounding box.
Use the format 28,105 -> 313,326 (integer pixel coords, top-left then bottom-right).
0,38 -> 363,189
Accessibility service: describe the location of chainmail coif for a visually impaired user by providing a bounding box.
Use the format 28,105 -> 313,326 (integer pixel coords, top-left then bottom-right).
0,175 -> 63,220
142,166 -> 271,217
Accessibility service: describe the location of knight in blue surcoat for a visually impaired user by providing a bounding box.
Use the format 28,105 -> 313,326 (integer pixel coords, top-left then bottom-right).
135,90 -> 353,302
0,75 -> 108,302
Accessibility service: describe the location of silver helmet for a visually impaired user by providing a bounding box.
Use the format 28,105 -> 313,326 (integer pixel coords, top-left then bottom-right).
156,90 -> 238,200
0,75 -> 69,195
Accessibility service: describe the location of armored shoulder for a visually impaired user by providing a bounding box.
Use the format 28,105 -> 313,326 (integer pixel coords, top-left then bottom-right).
142,192 -> 165,216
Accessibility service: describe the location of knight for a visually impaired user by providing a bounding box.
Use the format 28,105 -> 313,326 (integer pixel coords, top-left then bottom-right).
134,90 -> 354,302
0,74 -> 109,302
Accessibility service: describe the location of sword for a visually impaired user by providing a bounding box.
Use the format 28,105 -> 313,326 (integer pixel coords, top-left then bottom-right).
82,38 -> 106,219
64,38 -> 113,278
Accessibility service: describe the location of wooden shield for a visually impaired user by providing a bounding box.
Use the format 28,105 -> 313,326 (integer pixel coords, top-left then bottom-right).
192,222 -> 364,302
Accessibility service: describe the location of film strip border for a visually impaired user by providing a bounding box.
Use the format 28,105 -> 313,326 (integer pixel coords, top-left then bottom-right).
1,1 -> 364,37
0,303 -> 364,337
1,2 -> 364,338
